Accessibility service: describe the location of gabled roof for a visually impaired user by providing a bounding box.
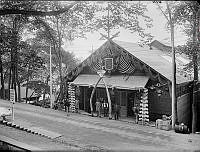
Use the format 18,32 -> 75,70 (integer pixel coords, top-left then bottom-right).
150,40 -> 172,52
66,40 -> 191,84
114,40 -> 190,84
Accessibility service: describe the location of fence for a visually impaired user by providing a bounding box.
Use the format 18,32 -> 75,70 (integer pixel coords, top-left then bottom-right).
176,82 -> 200,132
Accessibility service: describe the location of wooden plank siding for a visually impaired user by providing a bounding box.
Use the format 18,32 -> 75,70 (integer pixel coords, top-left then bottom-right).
148,89 -> 171,121
195,90 -> 200,131
120,91 -> 127,117
177,93 -> 191,127
197,90 -> 200,131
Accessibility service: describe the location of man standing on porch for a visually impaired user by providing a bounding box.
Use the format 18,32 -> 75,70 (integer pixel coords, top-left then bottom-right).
114,103 -> 120,120
102,98 -> 109,117
95,99 -> 101,117
133,104 -> 139,124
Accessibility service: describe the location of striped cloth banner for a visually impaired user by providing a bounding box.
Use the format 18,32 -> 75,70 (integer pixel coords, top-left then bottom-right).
89,59 -> 102,72
118,54 -> 135,74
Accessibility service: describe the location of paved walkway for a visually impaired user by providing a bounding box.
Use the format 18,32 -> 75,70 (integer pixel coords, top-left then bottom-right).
1,99 -> 200,151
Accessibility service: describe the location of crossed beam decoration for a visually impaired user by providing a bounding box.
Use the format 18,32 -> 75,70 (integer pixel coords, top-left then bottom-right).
99,31 -> 120,41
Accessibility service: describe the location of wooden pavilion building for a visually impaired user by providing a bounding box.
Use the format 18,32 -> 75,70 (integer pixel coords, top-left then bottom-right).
65,40 -> 192,123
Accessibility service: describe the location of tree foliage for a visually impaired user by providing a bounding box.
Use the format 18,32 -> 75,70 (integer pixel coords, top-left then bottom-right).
173,1 -> 200,133
174,1 -> 200,77
0,1 -> 80,101
0,1 -> 77,16
93,1 -> 153,44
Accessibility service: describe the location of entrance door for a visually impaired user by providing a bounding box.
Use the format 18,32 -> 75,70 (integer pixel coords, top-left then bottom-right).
127,92 -> 135,117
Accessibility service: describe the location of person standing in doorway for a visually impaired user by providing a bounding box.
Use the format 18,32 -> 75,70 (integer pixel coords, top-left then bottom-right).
66,99 -> 70,113
133,104 -> 139,124
102,99 -> 108,117
95,99 -> 101,117
75,99 -> 79,113
114,103 -> 120,120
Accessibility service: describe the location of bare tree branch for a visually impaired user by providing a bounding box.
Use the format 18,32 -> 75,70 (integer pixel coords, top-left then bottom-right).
0,2 -> 78,16
157,3 -> 170,22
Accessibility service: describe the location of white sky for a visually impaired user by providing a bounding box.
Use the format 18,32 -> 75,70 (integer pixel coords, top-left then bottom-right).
63,2 -> 188,61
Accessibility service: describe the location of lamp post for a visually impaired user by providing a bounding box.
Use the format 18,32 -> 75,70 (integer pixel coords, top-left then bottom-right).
49,45 -> 53,108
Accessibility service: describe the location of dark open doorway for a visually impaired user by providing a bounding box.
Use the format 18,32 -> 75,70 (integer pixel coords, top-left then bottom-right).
127,91 -> 135,117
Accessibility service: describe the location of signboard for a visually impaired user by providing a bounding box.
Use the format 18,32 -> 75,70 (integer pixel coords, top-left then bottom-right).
10,89 -> 15,103
9,89 -> 15,122
104,58 -> 113,70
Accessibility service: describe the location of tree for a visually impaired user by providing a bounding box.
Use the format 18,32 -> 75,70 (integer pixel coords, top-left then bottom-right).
39,1 -> 96,102
94,1 -> 153,44
0,1 -> 40,102
19,41 -> 45,103
174,1 -> 200,133
22,23 -> 79,105
0,22 -> 12,99
155,1 -> 179,130
0,1 -> 78,102
0,1 -> 78,16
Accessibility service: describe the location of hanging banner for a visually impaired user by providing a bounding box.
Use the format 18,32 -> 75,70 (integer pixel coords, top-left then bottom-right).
10,89 -> 15,103
68,83 -> 76,112
139,88 -> 149,124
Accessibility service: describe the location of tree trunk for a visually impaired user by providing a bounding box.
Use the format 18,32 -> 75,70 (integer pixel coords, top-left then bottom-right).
171,23 -> 177,127
13,34 -> 18,102
59,61 -> 63,100
17,79 -> 21,102
166,2 -> 177,128
25,79 -> 29,103
43,75 -> 49,102
9,16 -> 18,102
56,16 -> 64,102
0,53 -> 5,99
8,64 -> 12,100
192,9 -> 199,133
15,45 -> 20,102
25,65 -> 31,103
14,42 -> 18,102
